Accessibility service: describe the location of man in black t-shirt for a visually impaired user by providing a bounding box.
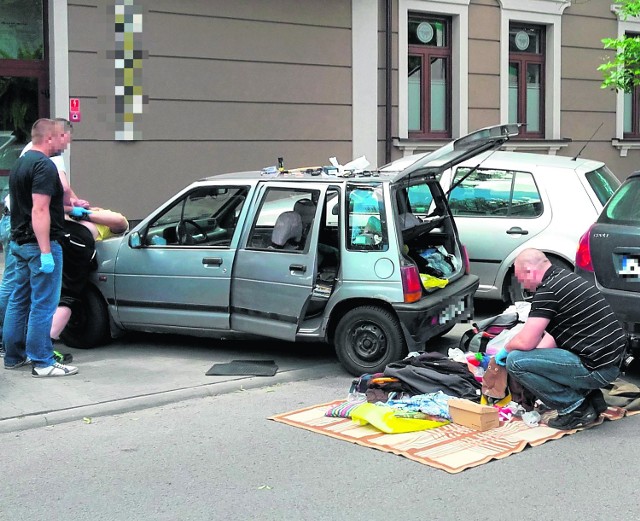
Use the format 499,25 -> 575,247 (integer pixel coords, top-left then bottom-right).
495,248 -> 626,430
3,119 -> 78,377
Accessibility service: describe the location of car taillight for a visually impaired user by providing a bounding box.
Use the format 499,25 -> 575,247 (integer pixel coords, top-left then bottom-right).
575,227 -> 594,272
461,245 -> 470,274
401,264 -> 422,303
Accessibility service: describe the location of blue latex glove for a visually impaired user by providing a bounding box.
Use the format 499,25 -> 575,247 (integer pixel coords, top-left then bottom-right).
39,252 -> 54,273
69,206 -> 92,219
494,347 -> 509,367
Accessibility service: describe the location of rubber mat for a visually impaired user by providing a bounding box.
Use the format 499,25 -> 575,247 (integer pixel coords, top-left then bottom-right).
206,359 -> 278,377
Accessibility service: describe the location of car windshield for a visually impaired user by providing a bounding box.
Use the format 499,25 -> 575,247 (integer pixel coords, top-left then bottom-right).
585,166 -> 620,206
602,177 -> 640,225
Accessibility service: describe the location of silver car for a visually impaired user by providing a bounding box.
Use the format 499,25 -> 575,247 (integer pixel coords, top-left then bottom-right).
383,150 -> 620,302
61,125 -> 519,375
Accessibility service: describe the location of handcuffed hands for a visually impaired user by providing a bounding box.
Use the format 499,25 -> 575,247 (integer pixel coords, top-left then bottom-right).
494,347 -> 509,367
69,206 -> 92,219
39,252 -> 54,273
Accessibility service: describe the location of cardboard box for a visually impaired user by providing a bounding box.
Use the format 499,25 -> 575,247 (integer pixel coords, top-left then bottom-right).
448,398 -> 499,431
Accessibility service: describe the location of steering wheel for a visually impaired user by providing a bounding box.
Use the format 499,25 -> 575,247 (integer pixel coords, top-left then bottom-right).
176,219 -> 209,245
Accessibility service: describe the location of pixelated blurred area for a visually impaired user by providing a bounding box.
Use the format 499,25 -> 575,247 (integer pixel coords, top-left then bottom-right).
620,255 -> 640,279
112,0 -> 147,140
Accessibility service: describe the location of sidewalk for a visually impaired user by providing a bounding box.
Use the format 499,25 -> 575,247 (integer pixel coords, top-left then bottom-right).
1,333 -> 347,434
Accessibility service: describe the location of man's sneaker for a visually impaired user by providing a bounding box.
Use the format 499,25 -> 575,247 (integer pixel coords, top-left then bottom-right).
548,400 -> 597,430
0,345 -> 5,358
587,389 -> 608,416
53,350 -> 73,364
32,362 -> 78,378
5,358 -> 32,370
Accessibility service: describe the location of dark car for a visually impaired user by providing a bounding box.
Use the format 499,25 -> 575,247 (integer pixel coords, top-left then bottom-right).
575,171 -> 640,361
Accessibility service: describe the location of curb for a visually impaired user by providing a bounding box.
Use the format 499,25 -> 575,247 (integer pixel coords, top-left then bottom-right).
0,362 -> 343,434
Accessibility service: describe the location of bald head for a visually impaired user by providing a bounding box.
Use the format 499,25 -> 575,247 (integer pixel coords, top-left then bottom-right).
514,248 -> 552,292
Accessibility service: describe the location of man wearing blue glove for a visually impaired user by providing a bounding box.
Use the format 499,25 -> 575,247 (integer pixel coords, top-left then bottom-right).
497,248 -> 625,430
2,119 -> 78,377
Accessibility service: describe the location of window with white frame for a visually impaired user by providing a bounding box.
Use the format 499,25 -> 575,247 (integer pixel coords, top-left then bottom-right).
498,0 -> 570,142
623,33 -> 640,138
398,0 -> 470,143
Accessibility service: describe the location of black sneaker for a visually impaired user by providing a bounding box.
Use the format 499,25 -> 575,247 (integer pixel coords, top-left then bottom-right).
548,400 -> 597,430
53,350 -> 73,364
587,389 -> 608,416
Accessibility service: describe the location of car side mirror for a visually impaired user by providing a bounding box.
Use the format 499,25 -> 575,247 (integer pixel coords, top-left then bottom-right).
129,231 -> 142,249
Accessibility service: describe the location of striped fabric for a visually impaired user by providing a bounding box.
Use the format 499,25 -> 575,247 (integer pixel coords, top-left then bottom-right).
529,267 -> 627,370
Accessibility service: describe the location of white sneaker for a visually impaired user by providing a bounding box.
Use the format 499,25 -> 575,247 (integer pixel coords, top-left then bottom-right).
32,362 -> 78,378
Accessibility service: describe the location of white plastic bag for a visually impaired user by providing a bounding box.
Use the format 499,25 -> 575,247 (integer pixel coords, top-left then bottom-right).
485,323 -> 525,355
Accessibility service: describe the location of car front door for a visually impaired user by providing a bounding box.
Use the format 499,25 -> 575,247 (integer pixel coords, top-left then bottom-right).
112,183 -> 251,332
444,166 -> 551,293
231,183 -> 325,341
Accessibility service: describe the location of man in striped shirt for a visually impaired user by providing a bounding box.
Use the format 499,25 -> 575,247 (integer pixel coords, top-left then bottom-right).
494,249 -> 627,430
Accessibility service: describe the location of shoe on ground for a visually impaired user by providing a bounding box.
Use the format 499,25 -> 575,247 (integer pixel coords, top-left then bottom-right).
548,400 -> 597,430
4,357 -> 32,370
587,389 -> 608,416
0,345 -> 5,358
53,350 -> 73,364
32,362 -> 78,378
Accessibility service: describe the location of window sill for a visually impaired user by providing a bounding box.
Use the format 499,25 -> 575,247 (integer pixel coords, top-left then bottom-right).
394,138 -> 571,156
612,139 -> 640,157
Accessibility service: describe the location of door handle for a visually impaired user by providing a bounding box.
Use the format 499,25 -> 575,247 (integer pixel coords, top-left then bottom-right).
202,257 -> 223,266
289,264 -> 307,273
506,227 -> 529,236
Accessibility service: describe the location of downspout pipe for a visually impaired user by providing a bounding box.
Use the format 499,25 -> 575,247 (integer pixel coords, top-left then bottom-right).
385,0 -> 392,163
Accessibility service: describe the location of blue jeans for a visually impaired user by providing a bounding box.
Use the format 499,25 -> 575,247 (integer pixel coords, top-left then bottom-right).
0,215 -> 18,343
506,348 -> 620,414
3,241 -> 63,368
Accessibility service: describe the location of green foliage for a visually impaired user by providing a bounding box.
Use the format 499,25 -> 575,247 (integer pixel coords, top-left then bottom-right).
600,0 -> 640,92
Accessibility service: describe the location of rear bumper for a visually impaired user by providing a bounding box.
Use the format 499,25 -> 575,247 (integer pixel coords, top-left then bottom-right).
576,268 -> 640,340
392,274 -> 479,350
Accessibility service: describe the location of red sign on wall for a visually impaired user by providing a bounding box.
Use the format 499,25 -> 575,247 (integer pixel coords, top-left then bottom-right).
69,98 -> 81,123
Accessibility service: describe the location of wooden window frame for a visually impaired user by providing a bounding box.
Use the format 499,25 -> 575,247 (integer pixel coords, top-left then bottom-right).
408,15 -> 452,140
509,24 -> 545,140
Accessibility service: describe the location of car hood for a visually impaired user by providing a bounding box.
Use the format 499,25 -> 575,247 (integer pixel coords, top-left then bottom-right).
392,124 -> 520,183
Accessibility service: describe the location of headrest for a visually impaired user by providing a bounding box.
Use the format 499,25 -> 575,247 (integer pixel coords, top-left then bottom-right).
293,199 -> 316,224
271,211 -> 303,247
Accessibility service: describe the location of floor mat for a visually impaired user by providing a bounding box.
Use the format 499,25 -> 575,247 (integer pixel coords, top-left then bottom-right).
206,360 -> 278,377
270,400 -> 636,473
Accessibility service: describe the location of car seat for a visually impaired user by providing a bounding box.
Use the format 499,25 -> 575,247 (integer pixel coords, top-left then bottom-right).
271,211 -> 303,250
293,198 -> 316,245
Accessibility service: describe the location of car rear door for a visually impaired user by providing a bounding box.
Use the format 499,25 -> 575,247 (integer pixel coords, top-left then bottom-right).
231,182 -> 325,341
112,182 -> 251,331
444,166 -> 551,291
588,178 -> 640,322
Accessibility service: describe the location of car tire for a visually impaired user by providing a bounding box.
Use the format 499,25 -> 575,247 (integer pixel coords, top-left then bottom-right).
60,287 -> 111,348
507,255 -> 573,304
334,305 -> 406,376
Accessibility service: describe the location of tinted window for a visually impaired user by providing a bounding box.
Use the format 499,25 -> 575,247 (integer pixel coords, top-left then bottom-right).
603,178 -> 640,225
585,166 -> 620,206
347,184 -> 388,251
448,167 -> 542,217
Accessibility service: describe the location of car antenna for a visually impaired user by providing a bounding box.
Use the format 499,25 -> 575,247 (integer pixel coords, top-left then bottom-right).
572,122 -> 603,161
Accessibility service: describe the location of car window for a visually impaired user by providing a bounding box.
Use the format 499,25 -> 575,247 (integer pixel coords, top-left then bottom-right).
407,184 -> 434,213
145,185 -> 248,246
585,166 -> 620,206
247,187 -> 320,251
347,183 -> 388,251
602,178 -> 640,225
448,167 -> 542,218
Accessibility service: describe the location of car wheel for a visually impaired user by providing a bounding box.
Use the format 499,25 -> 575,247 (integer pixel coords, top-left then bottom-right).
334,306 -> 406,376
507,256 -> 573,304
60,287 -> 111,348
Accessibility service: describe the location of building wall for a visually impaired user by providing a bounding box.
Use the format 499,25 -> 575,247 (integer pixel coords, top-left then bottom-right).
381,0 -> 640,180
66,1 -> 353,218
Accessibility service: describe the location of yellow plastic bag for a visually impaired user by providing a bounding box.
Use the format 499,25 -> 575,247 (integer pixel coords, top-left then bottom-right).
420,273 -> 449,290
351,403 -> 449,434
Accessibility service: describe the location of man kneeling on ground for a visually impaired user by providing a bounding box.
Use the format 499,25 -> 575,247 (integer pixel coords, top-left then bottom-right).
494,248 -> 627,430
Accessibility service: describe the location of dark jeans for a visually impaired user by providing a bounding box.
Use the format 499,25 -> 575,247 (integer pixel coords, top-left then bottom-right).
506,348 -> 620,414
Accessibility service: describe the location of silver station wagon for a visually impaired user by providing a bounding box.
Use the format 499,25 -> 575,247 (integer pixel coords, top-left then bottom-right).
62,125 -> 519,375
